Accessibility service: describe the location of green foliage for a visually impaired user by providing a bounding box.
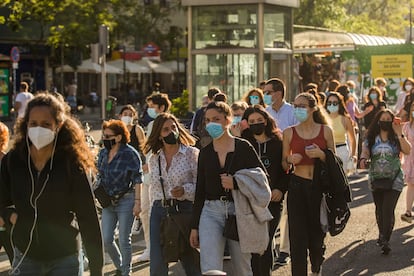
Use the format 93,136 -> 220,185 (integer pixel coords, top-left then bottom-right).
295,0 -> 412,38
171,90 -> 190,119
111,0 -> 183,59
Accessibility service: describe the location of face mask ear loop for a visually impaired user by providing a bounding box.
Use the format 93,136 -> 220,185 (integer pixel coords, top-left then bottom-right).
9,130 -> 58,275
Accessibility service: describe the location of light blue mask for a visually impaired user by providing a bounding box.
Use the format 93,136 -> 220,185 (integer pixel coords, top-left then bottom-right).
147,107 -> 158,119
294,107 -> 309,122
249,95 -> 260,105
369,94 -> 377,100
349,88 -> 355,94
263,94 -> 273,105
327,105 -> 339,113
232,116 -> 242,125
205,122 -> 225,139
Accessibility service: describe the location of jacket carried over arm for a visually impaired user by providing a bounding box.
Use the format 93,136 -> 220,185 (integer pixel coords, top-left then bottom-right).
233,167 -> 273,254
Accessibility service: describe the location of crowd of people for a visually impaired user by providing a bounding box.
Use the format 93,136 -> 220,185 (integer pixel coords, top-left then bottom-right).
0,76 -> 412,276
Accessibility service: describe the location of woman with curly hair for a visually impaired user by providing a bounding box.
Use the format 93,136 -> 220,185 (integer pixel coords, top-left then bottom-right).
0,122 -> 13,265
0,93 -> 103,275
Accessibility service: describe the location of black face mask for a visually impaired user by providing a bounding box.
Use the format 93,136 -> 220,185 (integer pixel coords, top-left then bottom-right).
249,123 -> 266,135
378,121 -> 392,132
163,131 -> 179,145
103,139 -> 116,150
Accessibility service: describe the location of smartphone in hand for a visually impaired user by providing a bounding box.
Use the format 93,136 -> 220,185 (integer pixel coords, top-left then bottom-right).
393,117 -> 401,125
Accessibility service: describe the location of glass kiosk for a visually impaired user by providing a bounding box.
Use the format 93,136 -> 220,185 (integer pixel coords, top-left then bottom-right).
182,0 -> 299,109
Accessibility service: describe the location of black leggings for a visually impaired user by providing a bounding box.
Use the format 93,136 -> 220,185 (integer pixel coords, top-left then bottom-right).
372,189 -> 401,243
288,175 -> 326,276
251,201 -> 282,276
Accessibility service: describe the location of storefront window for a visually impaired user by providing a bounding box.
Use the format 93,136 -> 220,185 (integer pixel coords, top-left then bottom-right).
193,5 -> 257,49
263,5 -> 291,49
193,53 -> 257,106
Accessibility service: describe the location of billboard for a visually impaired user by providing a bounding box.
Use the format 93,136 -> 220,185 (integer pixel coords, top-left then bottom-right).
371,55 -> 413,78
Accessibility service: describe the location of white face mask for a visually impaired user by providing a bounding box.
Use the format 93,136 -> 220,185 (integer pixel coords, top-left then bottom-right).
405,85 -> 412,92
121,116 -> 133,125
28,127 -> 56,150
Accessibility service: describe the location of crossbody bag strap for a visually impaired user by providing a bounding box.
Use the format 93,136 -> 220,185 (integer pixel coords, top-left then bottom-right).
158,155 -> 168,202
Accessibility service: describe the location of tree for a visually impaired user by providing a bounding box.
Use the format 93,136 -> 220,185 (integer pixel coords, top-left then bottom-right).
0,0 -> 116,68
294,0 -> 411,38
111,0 -> 184,58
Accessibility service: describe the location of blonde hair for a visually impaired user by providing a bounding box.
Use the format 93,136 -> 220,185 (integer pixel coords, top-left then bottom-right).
0,122 -> 9,152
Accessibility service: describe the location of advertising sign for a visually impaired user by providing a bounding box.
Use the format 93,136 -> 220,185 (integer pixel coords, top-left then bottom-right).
371,55 -> 412,78
0,68 -> 9,94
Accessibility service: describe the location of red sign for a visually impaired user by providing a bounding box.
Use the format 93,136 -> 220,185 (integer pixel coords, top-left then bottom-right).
142,42 -> 160,57
10,47 -> 20,63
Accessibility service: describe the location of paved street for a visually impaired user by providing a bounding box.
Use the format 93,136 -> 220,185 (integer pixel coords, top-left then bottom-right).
0,110 -> 413,275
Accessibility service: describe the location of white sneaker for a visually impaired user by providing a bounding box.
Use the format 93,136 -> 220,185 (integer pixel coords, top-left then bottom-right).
136,249 -> 150,262
132,218 -> 143,235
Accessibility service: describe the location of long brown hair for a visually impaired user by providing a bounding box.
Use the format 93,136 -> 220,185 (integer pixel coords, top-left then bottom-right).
296,92 -> 330,125
13,93 -> 95,172
144,113 -> 195,154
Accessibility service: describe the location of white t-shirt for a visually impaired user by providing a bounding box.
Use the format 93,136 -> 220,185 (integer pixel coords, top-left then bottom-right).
15,92 -> 34,118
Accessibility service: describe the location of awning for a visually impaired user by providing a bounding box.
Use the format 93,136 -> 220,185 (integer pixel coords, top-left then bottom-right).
160,60 -> 186,73
135,58 -> 173,74
107,59 -> 151,74
56,59 -> 123,74
294,31 -> 405,54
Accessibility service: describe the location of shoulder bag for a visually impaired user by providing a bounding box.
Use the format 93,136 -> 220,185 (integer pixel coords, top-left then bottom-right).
158,156 -> 196,263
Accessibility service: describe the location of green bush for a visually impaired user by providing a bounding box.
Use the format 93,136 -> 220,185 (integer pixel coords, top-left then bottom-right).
171,89 -> 190,119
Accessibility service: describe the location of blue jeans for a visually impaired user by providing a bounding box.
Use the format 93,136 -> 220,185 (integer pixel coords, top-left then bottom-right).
11,247 -> 80,275
102,191 -> 135,276
199,200 -> 252,276
150,200 -> 201,276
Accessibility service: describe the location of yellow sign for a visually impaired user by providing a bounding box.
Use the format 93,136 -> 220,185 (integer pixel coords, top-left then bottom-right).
371,55 -> 412,78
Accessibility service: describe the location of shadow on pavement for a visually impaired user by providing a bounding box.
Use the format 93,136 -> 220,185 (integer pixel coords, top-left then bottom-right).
323,225 -> 414,275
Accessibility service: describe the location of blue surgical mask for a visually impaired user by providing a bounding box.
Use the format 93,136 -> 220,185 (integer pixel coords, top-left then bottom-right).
147,107 -> 158,119
263,94 -> 273,105
249,95 -> 260,105
369,93 -> 377,100
294,107 -> 309,122
349,88 -> 355,94
232,116 -> 242,125
205,122 -> 225,139
327,105 -> 339,113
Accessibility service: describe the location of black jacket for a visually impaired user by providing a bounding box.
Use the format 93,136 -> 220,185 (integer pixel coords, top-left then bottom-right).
314,149 -> 352,236
0,149 -> 104,275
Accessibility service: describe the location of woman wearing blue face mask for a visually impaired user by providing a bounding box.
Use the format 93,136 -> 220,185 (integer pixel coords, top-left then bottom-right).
282,92 -> 335,276
242,88 -> 266,107
325,92 -> 357,174
363,87 -> 387,129
190,101 -> 272,276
